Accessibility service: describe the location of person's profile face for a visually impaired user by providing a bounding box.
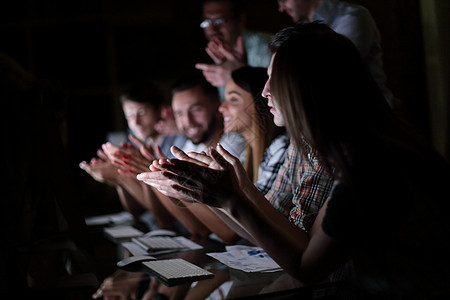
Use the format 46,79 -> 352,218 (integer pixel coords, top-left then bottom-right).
219,79 -> 254,137
262,55 -> 285,127
172,85 -> 218,144
202,1 -> 241,46
277,0 -> 314,22
122,100 -> 159,141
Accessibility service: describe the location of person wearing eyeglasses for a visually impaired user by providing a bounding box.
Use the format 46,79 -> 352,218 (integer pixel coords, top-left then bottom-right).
137,23 -> 450,298
277,0 -> 399,110
195,0 -> 273,100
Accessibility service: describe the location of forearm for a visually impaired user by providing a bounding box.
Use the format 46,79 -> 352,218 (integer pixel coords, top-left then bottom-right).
210,207 -> 258,245
152,188 -> 211,237
116,174 -> 161,210
185,203 -> 240,245
115,174 -> 151,217
115,185 -> 145,217
225,189 -> 347,284
116,174 -> 144,200
141,185 -> 175,230
227,190 -> 311,279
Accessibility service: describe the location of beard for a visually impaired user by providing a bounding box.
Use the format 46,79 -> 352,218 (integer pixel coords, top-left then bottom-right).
189,115 -> 219,145
190,132 -> 209,145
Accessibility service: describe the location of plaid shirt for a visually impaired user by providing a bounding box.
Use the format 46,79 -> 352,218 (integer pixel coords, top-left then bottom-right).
266,141 -> 335,232
254,133 -> 290,196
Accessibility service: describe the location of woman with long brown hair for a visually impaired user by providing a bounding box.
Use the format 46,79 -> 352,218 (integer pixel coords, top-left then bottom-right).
138,22 -> 450,298
219,66 -> 288,192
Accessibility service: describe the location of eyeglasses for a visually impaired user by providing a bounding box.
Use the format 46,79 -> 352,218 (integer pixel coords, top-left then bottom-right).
200,18 -> 227,29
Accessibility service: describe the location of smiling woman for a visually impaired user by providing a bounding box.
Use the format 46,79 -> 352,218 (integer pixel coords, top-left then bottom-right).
136,23 -> 450,299
137,67 -> 291,249
219,66 -> 287,183
220,79 -> 254,136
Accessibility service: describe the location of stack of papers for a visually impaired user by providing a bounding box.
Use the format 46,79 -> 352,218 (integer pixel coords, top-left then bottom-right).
207,246 -> 282,273
85,211 -> 134,226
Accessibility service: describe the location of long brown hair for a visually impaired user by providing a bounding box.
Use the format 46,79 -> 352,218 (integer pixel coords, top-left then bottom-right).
269,23 -> 412,184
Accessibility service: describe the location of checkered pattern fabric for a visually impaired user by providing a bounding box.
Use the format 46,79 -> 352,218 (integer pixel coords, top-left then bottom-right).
266,142 -> 335,232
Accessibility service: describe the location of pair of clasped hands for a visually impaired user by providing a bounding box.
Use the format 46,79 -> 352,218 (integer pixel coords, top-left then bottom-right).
102,135 -> 251,210
195,36 -> 247,87
80,123 -> 255,215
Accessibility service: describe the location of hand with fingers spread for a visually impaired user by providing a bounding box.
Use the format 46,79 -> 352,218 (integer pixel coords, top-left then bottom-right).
112,150 -> 151,177
204,38 -> 227,65
209,36 -> 247,66
100,134 -> 159,174
79,149 -> 120,187
111,134 -> 168,177
136,158 -> 188,201
102,137 -> 147,162
128,134 -> 167,161
137,144 -> 253,209
196,36 -> 247,87
102,143 -> 136,169
170,145 -> 223,170
101,142 -> 125,162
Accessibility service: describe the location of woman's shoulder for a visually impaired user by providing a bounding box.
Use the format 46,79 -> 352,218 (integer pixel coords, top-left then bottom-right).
259,133 -> 291,167
267,132 -> 290,153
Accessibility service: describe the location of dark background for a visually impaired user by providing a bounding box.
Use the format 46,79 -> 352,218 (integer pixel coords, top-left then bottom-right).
0,0 -> 430,216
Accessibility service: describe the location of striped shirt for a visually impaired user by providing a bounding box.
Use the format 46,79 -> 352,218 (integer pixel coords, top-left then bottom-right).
265,141 -> 335,232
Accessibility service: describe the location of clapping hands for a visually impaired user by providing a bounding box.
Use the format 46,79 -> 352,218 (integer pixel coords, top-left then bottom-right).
102,134 -> 166,177
79,149 -> 120,186
137,144 -> 252,210
196,36 -> 247,87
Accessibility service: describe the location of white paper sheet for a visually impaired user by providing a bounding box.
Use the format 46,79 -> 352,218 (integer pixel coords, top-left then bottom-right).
207,246 -> 282,273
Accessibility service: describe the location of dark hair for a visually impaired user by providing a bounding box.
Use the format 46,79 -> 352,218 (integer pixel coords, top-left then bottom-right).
120,80 -> 165,110
267,23 -> 450,297
269,22 -> 416,182
171,75 -> 219,104
231,66 -> 267,99
202,0 -> 244,17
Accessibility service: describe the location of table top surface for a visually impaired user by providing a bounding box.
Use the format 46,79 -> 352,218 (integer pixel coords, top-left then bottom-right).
84,212 -> 341,300
98,226 -> 336,300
